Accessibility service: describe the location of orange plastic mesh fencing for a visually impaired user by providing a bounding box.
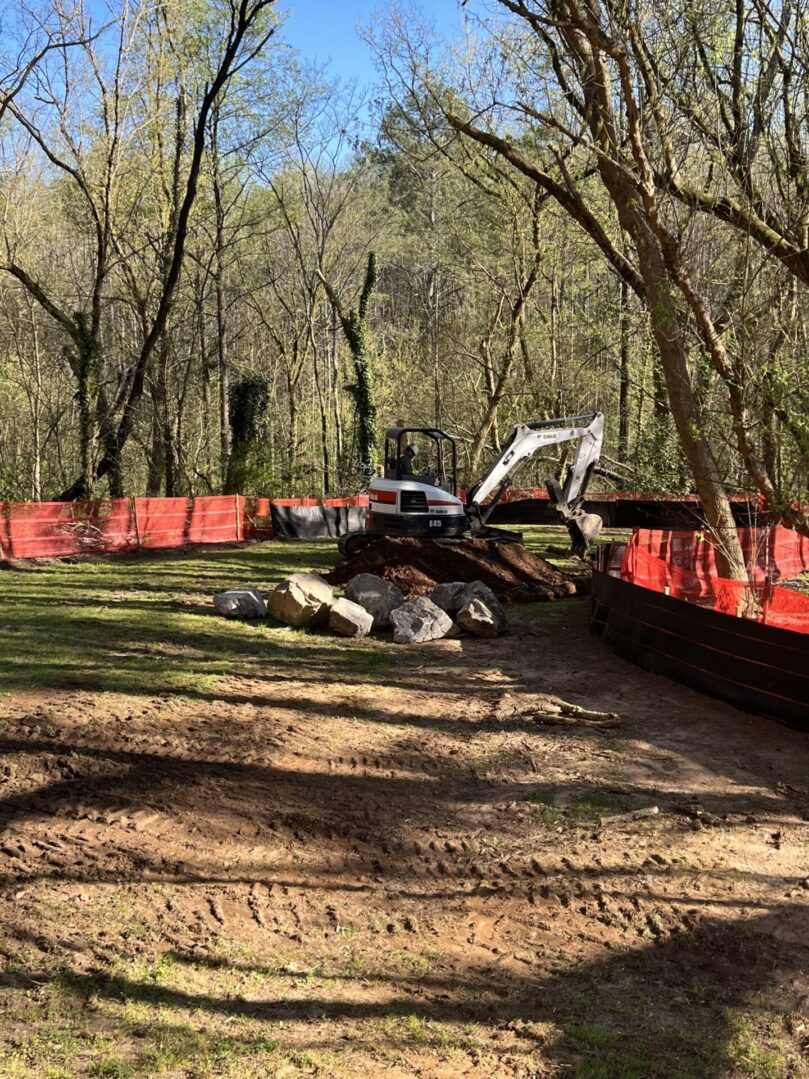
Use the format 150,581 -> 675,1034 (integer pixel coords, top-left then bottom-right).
132,496 -> 239,550
0,498 -> 139,558
763,582 -> 809,633
631,525 -> 809,583
0,495 -> 244,557
622,529 -> 809,634
0,494 -> 376,559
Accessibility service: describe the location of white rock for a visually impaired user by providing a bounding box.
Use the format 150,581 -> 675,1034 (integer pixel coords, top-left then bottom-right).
329,597 -> 374,638
268,572 -> 335,627
457,596 -> 503,638
459,582 -> 509,634
430,580 -> 509,634
213,588 -> 267,620
344,572 -> 405,628
389,596 -> 453,644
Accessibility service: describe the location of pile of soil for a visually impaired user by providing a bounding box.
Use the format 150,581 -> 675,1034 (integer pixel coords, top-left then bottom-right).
327,536 -> 589,603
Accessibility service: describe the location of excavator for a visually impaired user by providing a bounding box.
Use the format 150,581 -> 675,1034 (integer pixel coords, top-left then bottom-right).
338,411 -> 605,559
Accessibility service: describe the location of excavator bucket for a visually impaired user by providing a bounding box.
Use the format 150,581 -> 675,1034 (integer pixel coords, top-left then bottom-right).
567,512 -> 603,558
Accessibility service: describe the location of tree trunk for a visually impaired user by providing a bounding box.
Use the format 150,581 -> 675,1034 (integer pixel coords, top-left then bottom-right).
146,381 -> 165,497
633,229 -> 746,578
284,354 -> 299,491
213,144 -> 230,490
216,269 -> 229,490
309,314 -> 330,495
319,253 -> 379,484
330,303 -> 344,487
29,310 -> 42,501
584,91 -> 748,578
59,313 -> 103,502
618,278 -> 630,462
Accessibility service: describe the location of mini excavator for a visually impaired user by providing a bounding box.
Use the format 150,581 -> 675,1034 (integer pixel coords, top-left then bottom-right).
338,412 -> 605,560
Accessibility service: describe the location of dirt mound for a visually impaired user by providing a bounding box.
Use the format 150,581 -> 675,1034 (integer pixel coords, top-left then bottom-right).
326,537 -> 589,603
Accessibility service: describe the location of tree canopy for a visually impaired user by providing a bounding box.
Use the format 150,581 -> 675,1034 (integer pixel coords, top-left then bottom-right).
1,0 -> 806,572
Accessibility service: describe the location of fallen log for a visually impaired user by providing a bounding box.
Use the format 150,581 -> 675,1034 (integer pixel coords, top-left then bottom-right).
493,691 -> 622,728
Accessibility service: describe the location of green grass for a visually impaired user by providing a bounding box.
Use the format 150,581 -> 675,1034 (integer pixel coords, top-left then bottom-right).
520,522 -> 629,566
0,540 -> 366,697
0,526 -> 625,699
522,787 -> 631,827
556,983 -> 805,1079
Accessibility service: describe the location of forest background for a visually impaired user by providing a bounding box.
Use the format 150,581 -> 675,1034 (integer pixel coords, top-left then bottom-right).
1,0 -> 808,577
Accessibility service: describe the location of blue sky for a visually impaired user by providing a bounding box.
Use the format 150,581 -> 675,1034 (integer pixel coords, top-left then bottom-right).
278,0 -> 466,86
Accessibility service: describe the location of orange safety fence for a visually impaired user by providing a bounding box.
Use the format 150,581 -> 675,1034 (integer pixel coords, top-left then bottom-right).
0,494 -> 371,559
621,527 -> 809,634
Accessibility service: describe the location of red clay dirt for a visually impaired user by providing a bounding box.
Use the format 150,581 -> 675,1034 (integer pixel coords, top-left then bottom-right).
327,537 -> 588,602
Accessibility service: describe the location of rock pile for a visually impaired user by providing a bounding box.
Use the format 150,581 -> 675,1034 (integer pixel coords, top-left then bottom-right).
212,572 -> 510,643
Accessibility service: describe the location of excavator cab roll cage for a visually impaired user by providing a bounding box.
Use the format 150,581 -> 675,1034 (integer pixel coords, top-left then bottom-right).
384,427 -> 458,493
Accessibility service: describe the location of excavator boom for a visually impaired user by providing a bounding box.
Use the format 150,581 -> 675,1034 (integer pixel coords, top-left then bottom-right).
465,412 -> 605,556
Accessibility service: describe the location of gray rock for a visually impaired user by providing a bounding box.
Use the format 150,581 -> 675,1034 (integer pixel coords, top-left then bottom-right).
268,572 -> 334,627
213,587 -> 267,620
430,579 -> 509,634
344,572 -> 405,628
459,581 -> 509,633
429,581 -> 469,613
389,596 -> 453,644
329,597 -> 374,638
457,596 -> 504,638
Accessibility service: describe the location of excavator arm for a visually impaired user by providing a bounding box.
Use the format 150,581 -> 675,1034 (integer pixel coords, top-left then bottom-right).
465,412 -> 605,557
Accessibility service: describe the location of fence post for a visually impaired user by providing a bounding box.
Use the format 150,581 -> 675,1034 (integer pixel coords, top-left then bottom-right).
761,574 -> 772,626
235,494 -> 243,542
132,497 -> 142,554
621,530 -> 639,581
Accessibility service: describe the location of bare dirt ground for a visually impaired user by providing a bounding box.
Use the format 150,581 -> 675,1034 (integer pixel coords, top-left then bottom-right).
1,554 -> 808,1076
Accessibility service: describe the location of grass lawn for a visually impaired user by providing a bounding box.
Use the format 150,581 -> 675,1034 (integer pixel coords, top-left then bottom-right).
0,526 -> 610,699
0,539 -> 344,699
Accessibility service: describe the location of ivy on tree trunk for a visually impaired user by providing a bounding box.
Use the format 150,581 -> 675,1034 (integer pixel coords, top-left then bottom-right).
318,252 -> 379,484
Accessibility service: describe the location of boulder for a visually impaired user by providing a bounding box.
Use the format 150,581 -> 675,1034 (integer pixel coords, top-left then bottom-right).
430,579 -> 509,634
268,573 -> 335,627
344,572 -> 405,628
213,587 -> 267,620
457,596 -> 503,638
390,596 -> 453,644
329,597 -> 374,638
429,581 -> 469,614
459,581 -> 509,634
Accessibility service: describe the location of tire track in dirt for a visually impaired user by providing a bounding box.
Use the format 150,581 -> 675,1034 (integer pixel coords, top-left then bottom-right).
1,611 -> 809,1075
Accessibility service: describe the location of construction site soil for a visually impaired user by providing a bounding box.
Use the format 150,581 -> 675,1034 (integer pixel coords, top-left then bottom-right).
2,542 -> 809,1076
327,537 -> 589,602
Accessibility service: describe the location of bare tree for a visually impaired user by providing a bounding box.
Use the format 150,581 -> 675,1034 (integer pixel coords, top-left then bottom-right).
0,0 -> 279,499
